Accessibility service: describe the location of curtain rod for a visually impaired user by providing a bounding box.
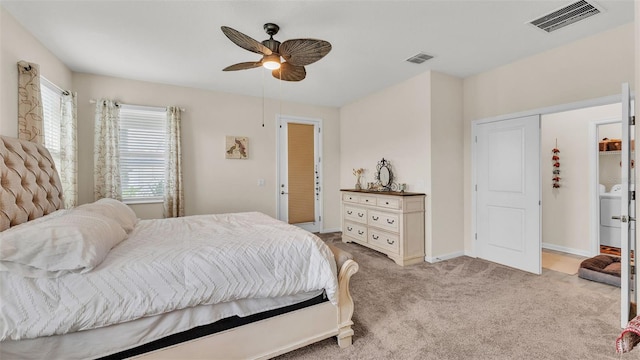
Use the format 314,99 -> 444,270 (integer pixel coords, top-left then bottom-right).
41,76 -> 70,96
89,99 -> 185,112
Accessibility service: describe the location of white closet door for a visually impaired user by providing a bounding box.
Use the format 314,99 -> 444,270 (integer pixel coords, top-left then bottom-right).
476,115 -> 541,274
620,82 -> 636,328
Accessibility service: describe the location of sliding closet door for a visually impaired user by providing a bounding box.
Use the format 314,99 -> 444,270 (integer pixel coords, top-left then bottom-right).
475,115 -> 541,274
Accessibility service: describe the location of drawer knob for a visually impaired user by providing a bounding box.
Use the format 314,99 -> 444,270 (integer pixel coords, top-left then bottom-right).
358,230 -> 364,235
387,219 -> 395,224
347,210 -> 352,215
385,201 -> 389,205
372,216 -> 379,221
358,213 -> 364,217
347,226 -> 353,231
372,234 -> 379,240
365,199 -> 369,202
387,239 -> 395,245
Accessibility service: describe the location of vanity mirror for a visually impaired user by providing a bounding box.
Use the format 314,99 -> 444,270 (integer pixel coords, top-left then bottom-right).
375,158 -> 394,191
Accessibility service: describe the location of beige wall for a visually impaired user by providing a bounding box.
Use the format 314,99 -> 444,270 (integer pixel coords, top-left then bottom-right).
429,72 -> 464,259
73,73 -> 342,229
464,23 -> 635,255
340,71 -> 464,260
0,7 -> 72,137
340,72 -> 431,192
340,72 -> 431,253
541,103 -> 620,255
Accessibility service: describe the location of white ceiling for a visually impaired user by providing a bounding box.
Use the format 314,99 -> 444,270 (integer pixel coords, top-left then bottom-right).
2,0 -> 635,107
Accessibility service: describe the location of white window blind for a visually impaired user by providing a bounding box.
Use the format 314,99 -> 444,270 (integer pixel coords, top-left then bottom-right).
41,77 -> 63,168
118,104 -> 168,203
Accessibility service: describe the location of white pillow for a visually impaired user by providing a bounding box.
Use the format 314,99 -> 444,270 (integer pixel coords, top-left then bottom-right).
0,211 -> 127,278
74,198 -> 138,233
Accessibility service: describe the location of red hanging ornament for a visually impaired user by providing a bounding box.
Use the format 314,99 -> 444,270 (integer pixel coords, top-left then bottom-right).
552,139 -> 561,189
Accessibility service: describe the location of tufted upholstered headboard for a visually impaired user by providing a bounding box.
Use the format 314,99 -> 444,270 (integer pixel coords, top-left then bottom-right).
0,135 -> 64,232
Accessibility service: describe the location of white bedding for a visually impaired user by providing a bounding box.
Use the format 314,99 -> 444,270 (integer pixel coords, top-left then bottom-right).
0,290 -> 323,360
0,212 -> 338,341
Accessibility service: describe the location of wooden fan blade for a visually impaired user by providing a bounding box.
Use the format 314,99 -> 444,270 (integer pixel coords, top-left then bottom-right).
279,39 -> 331,66
223,62 -> 262,71
272,62 -> 306,82
221,26 -> 272,56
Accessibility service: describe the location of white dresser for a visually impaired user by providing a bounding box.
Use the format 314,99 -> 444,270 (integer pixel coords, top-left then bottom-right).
341,190 -> 425,266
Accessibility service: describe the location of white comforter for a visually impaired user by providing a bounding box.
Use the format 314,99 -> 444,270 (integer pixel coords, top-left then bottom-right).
0,212 -> 338,341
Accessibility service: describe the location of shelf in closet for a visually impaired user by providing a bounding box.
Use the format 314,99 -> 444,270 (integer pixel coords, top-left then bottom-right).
599,151 -> 635,155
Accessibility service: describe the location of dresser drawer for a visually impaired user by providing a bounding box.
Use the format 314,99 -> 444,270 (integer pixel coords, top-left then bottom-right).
377,197 -> 401,209
344,205 -> 367,224
369,229 -> 399,254
359,195 -> 376,205
343,222 -> 367,242
368,210 -> 400,232
342,193 -> 360,203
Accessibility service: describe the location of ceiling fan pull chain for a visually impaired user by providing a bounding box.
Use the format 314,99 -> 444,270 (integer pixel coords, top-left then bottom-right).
279,68 -> 282,116
262,67 -> 265,128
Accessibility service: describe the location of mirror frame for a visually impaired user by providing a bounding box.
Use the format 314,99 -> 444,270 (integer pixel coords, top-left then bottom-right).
375,158 -> 394,191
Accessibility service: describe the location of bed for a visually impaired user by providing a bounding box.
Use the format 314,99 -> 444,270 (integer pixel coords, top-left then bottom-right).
0,135 -> 359,359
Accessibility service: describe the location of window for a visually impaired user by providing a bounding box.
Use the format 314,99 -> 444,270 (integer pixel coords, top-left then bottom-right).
118,104 -> 168,203
41,77 -> 63,168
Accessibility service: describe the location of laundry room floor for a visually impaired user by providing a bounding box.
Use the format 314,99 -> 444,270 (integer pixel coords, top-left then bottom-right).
542,249 -> 587,275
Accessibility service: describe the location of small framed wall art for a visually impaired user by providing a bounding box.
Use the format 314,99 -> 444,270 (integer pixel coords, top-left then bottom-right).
225,136 -> 249,159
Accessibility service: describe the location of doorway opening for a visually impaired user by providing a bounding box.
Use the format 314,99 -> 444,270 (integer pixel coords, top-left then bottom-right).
540,104 -> 622,258
276,115 -> 323,233
472,92 -> 633,274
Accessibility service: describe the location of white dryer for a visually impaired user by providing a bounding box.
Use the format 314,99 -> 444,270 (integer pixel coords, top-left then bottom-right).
600,184 -> 635,248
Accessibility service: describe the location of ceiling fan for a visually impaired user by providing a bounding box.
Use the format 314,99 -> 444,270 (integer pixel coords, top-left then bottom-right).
221,23 -> 331,82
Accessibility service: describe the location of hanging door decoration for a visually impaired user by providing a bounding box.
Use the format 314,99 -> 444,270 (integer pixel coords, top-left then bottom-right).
552,140 -> 560,189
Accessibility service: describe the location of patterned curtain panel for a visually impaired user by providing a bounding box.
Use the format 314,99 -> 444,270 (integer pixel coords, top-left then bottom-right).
164,106 -> 184,218
94,99 -> 122,201
17,61 -> 44,144
60,92 -> 78,208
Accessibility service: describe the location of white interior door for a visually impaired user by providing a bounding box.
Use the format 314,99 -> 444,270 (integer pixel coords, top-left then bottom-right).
620,83 -> 636,327
277,116 -> 323,233
475,115 -> 541,274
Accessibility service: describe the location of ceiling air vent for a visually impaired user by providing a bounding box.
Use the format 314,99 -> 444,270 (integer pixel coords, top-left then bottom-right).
529,0 -> 601,33
405,53 -> 433,64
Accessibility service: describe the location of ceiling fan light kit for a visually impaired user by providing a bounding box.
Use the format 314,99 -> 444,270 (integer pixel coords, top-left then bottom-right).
262,54 -> 281,70
221,23 -> 331,82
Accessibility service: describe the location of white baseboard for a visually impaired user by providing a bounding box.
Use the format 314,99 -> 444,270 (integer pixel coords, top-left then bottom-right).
425,251 -> 465,263
320,228 -> 341,234
542,243 -> 591,258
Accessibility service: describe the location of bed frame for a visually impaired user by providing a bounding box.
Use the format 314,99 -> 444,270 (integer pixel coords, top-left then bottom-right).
0,135 -> 359,359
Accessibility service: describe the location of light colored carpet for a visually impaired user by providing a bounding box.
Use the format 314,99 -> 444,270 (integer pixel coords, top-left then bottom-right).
541,250 -> 585,275
277,233 -> 622,360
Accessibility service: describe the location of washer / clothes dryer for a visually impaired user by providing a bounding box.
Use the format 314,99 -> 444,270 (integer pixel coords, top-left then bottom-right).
600,184 -> 635,248
600,191 -> 621,248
